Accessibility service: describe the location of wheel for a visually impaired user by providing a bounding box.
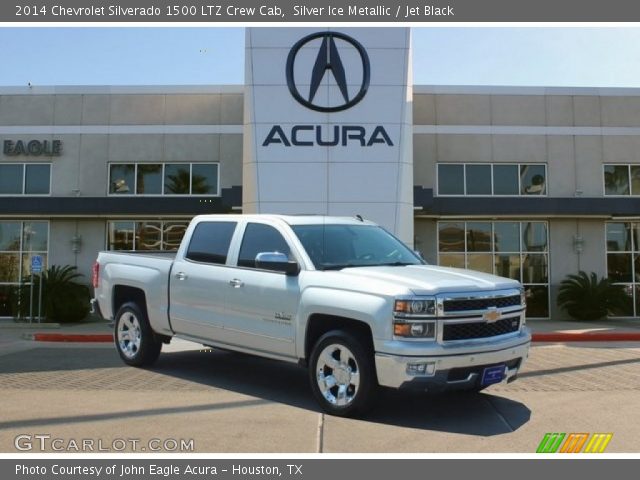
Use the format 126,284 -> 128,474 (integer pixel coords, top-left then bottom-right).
114,302 -> 162,367
308,330 -> 377,417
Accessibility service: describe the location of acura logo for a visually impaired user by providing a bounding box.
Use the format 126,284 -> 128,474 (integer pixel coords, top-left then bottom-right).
286,31 -> 370,113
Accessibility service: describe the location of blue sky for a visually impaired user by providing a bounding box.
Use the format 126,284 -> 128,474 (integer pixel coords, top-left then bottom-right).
1,27 -> 640,87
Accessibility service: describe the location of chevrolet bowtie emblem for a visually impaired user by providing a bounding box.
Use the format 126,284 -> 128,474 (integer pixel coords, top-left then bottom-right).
286,31 -> 370,113
483,308 -> 501,323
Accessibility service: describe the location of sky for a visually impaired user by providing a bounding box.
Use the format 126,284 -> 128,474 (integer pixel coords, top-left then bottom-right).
1,27 -> 640,87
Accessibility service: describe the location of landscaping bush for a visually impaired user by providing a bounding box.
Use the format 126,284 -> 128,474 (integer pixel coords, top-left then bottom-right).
15,265 -> 91,323
557,271 -> 632,320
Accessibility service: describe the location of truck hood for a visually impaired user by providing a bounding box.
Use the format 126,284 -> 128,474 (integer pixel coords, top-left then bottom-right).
337,265 -> 520,295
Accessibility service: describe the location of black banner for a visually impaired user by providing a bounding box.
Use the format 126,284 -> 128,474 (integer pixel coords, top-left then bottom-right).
3,459 -> 640,480
4,0 -> 640,22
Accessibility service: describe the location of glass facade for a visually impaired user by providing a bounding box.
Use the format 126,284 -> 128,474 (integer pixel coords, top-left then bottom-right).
109,163 -> 219,196
107,221 -> 189,251
437,163 -> 547,196
0,221 -> 49,317
604,165 -> 640,196
0,164 -> 51,195
438,221 -> 549,317
606,222 -> 640,316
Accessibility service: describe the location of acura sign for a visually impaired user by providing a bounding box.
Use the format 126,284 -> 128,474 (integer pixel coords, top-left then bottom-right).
244,27 -> 413,245
286,31 -> 370,113
263,31 -> 392,148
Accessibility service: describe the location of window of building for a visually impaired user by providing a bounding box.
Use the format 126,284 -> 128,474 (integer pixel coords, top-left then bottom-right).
438,221 -> 549,317
107,220 -> 190,252
604,165 -> 640,196
109,163 -> 219,196
0,164 -> 51,195
437,163 -> 546,196
606,222 -> 640,316
0,221 -> 49,317
238,223 -> 291,268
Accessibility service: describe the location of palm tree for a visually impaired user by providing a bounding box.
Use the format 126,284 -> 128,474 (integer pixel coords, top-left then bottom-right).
557,271 -> 632,320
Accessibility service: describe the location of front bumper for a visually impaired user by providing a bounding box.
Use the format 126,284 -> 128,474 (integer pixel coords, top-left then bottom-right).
375,332 -> 531,391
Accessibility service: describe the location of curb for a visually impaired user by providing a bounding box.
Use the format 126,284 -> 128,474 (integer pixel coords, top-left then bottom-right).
531,332 -> 640,342
26,332 -> 640,343
30,333 -> 113,343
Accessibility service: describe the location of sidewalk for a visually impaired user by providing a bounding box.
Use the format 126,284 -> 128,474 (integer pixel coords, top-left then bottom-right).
2,317 -> 640,343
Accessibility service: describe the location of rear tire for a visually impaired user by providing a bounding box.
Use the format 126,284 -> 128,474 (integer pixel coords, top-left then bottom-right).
114,302 -> 161,367
308,330 -> 377,417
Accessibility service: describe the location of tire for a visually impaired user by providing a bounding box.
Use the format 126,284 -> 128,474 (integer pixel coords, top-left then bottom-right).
114,302 -> 162,367
308,330 -> 377,417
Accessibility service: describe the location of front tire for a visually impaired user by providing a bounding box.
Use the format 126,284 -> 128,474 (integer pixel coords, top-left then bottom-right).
309,330 -> 377,417
114,302 -> 161,367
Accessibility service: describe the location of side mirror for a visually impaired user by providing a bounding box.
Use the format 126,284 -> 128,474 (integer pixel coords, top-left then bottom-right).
255,252 -> 300,276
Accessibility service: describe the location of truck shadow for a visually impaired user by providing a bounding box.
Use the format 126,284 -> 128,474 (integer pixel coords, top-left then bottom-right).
153,348 -> 531,435
0,346 -> 530,435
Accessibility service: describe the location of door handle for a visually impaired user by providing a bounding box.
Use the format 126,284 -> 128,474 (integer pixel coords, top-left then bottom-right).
229,278 -> 244,288
175,272 -> 188,281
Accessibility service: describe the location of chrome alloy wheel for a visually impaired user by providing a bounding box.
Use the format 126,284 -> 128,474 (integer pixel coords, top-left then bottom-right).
117,312 -> 142,359
316,343 -> 361,406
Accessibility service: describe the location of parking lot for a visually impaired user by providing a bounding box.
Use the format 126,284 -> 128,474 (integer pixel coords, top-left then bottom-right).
0,337 -> 639,453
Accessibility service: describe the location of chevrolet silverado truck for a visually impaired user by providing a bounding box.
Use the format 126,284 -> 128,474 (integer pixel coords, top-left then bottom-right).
92,214 -> 531,417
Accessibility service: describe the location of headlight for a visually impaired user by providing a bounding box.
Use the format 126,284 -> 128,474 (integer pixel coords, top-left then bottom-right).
394,299 -> 436,316
393,321 -> 436,339
520,287 -> 527,308
393,297 -> 437,339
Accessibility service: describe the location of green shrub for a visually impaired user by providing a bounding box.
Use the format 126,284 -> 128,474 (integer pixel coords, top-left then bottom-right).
557,271 -> 632,320
15,265 -> 90,323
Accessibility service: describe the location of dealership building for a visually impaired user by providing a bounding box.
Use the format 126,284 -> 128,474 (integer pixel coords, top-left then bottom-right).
2,27 -> 640,320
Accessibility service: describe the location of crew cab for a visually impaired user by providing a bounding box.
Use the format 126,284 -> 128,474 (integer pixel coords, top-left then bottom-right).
92,214 -> 531,417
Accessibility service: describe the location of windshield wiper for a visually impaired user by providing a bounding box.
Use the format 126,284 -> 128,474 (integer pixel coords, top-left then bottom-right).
319,263 -> 361,270
352,262 -> 418,267
320,262 -> 418,270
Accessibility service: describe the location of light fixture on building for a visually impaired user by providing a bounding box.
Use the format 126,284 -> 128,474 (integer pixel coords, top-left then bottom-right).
573,234 -> 584,254
71,235 -> 82,254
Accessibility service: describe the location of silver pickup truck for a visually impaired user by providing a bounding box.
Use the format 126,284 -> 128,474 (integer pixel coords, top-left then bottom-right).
92,214 -> 531,417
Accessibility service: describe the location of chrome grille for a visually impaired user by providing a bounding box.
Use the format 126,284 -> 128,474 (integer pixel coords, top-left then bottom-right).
442,317 -> 521,341
443,294 -> 521,313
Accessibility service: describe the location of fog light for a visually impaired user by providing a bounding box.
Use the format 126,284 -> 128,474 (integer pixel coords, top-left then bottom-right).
406,362 -> 436,376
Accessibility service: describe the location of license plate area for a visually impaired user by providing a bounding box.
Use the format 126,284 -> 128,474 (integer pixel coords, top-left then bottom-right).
481,364 -> 505,386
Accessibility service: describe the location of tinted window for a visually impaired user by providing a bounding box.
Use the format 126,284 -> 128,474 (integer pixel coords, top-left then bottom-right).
521,165 -> 546,195
109,164 -> 134,194
238,223 -> 291,268
186,221 -> 237,264
466,165 -> 491,195
0,165 -> 23,194
493,165 -> 519,195
137,164 -> 163,194
438,164 -> 464,195
24,164 -> 51,194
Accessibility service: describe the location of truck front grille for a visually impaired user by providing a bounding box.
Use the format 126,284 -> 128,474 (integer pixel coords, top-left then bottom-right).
443,295 -> 521,313
442,317 -> 521,341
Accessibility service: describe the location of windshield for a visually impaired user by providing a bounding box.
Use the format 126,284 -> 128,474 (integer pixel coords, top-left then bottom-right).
291,224 -> 424,270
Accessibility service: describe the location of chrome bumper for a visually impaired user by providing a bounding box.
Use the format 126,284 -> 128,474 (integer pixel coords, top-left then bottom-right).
375,332 -> 531,391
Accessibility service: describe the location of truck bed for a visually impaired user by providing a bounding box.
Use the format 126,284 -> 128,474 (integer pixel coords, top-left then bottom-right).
99,250 -> 177,261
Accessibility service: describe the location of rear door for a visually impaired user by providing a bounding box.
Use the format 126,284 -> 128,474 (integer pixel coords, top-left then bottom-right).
169,220 -> 238,341
223,222 -> 301,359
